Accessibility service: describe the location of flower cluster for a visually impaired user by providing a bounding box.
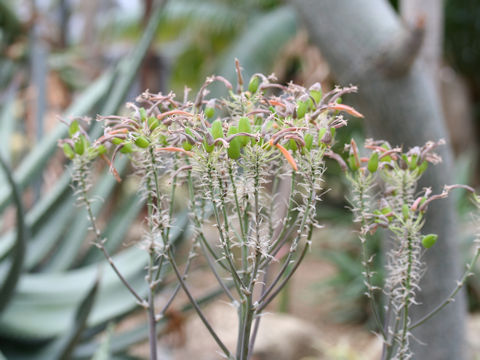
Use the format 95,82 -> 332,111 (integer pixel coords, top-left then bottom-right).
59,63 -> 364,360
346,138 -> 475,359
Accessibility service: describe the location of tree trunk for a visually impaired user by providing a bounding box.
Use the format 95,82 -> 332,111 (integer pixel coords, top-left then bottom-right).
400,0 -> 445,92
288,1 -> 467,359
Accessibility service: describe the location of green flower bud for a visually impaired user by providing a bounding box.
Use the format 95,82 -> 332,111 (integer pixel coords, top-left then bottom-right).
318,128 -> 327,145
134,136 -> 150,148
205,107 -> 215,119
158,134 -> 168,146
304,133 -> 313,151
367,152 -> 379,173
96,144 -> 107,155
238,117 -> 252,147
112,137 -> 123,145
309,89 -> 322,104
139,107 -> 147,122
203,139 -> 214,153
248,75 -> 260,94
120,143 -> 133,154
418,160 -> 428,174
296,100 -> 308,119
69,120 -> 80,137
182,141 -> 193,151
182,128 -> 194,151
286,139 -> 298,152
348,155 -> 359,171
380,144 -> 391,162
400,154 -> 410,170
422,234 -> 438,248
227,126 -> 241,159
211,119 -> 224,140
408,154 -> 418,171
74,137 -> 85,155
63,143 -> 75,159
148,117 -> 159,131
306,98 -> 314,110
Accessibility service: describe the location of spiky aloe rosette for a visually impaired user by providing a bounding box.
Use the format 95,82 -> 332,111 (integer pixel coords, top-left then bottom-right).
346,138 -> 477,360
59,64 -> 363,360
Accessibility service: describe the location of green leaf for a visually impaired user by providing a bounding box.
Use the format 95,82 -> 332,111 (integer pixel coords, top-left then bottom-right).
91,323 -> 115,360
0,0 -> 167,215
35,276 -> 101,360
0,154 -> 27,314
0,174 -> 74,269
0,86 -> 16,164
0,69 -> 115,214
25,198 -> 75,269
0,247 -> 147,340
0,215 -> 188,340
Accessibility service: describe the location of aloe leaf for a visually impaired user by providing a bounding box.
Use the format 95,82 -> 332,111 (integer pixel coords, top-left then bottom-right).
0,177 -> 74,269
0,232 -> 14,261
0,246 -> 147,340
0,214 -> 187,340
0,1 -> 169,262
28,171 -> 73,233
91,323 -> 114,360
0,154 -> 27,314
0,84 -> 16,163
36,275 -> 101,360
25,198 -> 75,269
59,275 -> 100,359
0,1 -> 170,271
0,79 -> 18,231
0,69 -> 115,213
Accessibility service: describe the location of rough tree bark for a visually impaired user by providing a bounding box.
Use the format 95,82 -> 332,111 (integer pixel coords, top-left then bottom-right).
288,1 -> 467,359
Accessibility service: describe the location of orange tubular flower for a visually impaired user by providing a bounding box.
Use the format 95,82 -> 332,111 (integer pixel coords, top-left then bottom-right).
327,103 -> 364,118
269,139 -> 298,171
268,100 -> 287,108
157,110 -> 194,121
156,147 -> 193,156
107,128 -> 129,136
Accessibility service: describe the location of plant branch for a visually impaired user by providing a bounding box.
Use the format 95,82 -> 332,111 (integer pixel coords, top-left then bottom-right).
167,248 -> 232,358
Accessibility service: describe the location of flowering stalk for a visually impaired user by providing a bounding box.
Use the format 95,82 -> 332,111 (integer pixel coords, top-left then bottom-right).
346,139 -> 478,360
61,65 -> 364,359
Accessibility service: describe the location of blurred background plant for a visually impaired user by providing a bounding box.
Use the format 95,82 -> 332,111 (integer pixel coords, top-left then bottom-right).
1,0 -> 480,359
